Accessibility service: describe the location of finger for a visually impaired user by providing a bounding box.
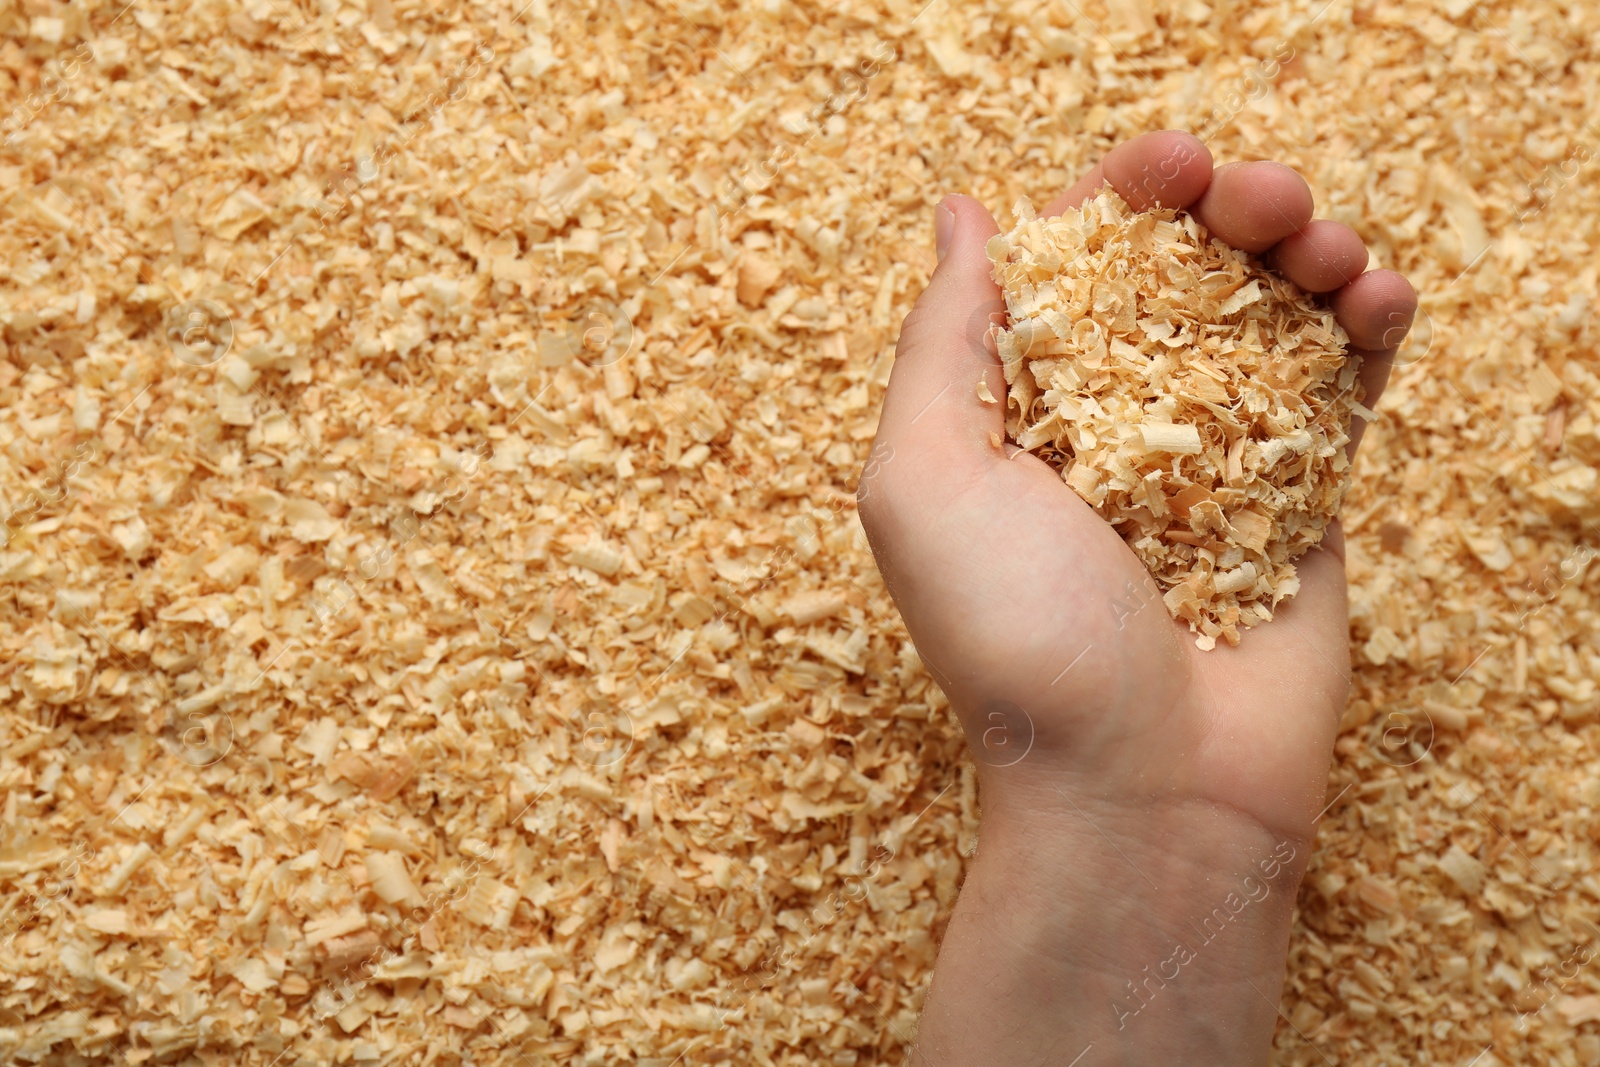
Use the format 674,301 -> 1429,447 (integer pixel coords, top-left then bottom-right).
1344,345 -> 1396,458
1328,270 -> 1416,457
1190,161 -> 1314,253
1357,340 -> 1398,408
873,195 -> 1005,483
1268,220 -> 1368,293
1041,130 -> 1214,217
1328,269 -> 1417,352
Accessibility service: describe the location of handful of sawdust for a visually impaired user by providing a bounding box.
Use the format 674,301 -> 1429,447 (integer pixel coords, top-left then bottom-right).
987,193 -> 1366,650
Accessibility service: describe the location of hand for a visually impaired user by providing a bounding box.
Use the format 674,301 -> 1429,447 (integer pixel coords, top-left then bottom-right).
859,131 -> 1417,1065
861,129 -> 1416,843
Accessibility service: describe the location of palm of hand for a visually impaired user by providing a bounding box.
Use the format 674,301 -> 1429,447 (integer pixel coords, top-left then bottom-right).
861,133 -> 1416,843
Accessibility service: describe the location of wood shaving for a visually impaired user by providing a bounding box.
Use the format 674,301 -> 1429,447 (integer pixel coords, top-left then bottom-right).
988,193 -> 1361,649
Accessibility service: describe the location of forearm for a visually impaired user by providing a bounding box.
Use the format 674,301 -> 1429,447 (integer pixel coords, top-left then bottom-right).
912,792 -> 1309,1066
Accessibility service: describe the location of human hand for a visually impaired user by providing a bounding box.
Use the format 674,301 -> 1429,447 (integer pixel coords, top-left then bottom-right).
862,129 -> 1416,843
859,131 -> 1418,1065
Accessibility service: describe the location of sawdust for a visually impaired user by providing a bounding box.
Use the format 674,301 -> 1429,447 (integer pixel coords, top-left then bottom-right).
989,192 -> 1361,649
2,0 -> 1600,1064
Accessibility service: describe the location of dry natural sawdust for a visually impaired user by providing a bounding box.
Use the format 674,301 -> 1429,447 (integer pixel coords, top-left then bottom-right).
3,0 -> 1600,1064
989,192 -> 1362,649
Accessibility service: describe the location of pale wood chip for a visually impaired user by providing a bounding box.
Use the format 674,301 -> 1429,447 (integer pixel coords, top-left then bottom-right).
988,191 -> 1360,647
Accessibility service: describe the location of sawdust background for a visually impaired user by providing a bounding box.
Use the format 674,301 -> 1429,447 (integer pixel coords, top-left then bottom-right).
3,0 -> 1600,1064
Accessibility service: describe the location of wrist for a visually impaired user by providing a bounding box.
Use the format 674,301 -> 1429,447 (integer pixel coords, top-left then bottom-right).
913,792 -> 1311,1066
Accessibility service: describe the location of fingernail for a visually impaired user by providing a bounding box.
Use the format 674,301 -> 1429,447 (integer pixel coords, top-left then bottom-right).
935,199 -> 955,261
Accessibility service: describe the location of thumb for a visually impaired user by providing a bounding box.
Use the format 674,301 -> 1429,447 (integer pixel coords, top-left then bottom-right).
873,195 -> 1005,490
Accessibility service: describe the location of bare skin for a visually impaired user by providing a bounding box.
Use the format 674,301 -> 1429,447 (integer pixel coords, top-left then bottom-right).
860,131 -> 1417,1065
